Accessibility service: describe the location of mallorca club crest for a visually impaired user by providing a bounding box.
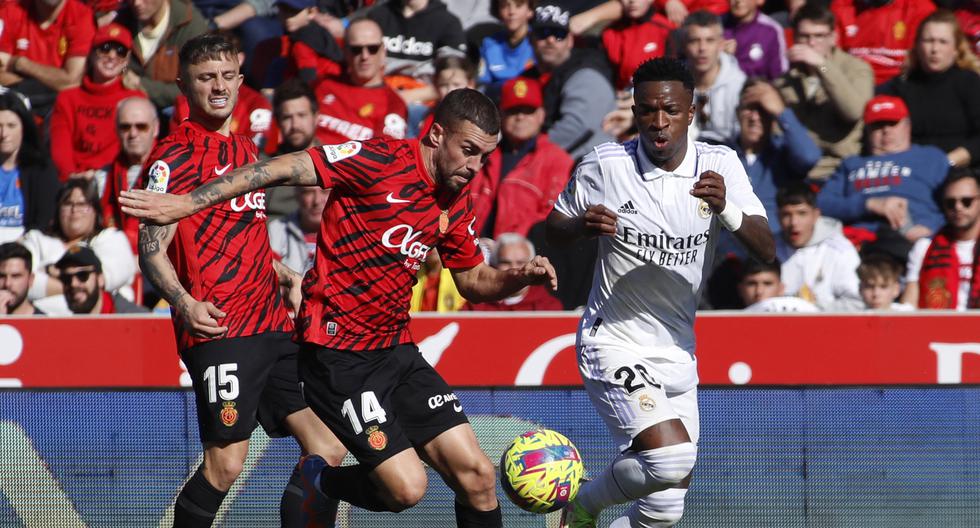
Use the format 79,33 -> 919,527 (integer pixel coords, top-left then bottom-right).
220,401 -> 239,427
366,425 -> 387,451
925,277 -> 952,309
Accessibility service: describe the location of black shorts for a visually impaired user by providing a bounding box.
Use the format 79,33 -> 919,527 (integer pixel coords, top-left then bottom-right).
298,342 -> 469,469
181,332 -> 308,443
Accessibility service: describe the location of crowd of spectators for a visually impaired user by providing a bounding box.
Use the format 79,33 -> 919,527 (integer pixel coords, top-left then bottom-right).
1,0 -> 979,317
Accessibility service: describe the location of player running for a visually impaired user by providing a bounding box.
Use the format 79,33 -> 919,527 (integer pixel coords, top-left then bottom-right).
547,58 -> 775,527
122,87 -> 557,528
135,34 -> 345,527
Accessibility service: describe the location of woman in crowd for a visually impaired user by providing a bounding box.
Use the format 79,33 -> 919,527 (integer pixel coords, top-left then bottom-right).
880,9 -> 980,168
0,89 -> 59,244
20,179 -> 135,313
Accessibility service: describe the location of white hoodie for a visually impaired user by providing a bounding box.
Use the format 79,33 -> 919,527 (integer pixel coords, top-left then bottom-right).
777,216 -> 862,311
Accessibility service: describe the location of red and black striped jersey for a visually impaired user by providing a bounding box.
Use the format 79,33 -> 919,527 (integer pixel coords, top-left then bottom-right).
300,138 -> 483,351
143,120 -> 292,351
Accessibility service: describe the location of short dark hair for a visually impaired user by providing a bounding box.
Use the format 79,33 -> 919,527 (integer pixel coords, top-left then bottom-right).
776,181 -> 818,208
50,179 -> 104,240
0,89 -> 45,168
179,33 -> 239,76
682,9 -> 722,30
792,2 -> 835,31
0,242 -> 32,270
857,253 -> 902,284
739,257 -> 781,282
942,166 -> 980,195
632,58 -> 695,94
490,0 -> 534,18
433,88 -> 500,136
434,55 -> 477,82
273,78 -> 318,119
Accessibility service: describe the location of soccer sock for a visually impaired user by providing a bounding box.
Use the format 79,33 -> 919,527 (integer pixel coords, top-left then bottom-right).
577,444 -> 696,517
173,465 -> 228,528
280,466 -> 339,528
317,463 -> 390,512
454,501 -> 503,528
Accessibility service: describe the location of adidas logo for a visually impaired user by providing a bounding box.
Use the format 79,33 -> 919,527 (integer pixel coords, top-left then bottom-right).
617,200 -> 638,214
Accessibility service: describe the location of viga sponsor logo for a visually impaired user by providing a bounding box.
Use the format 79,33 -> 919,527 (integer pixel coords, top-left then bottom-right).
383,34 -> 434,57
230,191 -> 267,219
382,224 -> 432,269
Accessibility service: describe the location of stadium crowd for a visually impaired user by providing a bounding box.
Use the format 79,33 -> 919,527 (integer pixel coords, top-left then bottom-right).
0,0 -> 979,316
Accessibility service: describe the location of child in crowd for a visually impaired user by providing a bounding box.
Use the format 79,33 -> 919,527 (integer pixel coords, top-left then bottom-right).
417,56 -> 478,136
478,0 -> 536,94
857,254 -> 913,311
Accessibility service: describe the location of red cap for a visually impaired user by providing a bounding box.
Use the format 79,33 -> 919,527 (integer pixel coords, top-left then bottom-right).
500,77 -> 543,111
92,23 -> 133,50
863,95 -> 908,125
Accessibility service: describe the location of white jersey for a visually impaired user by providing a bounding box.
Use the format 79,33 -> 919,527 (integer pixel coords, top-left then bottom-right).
744,296 -> 820,313
555,138 -> 765,391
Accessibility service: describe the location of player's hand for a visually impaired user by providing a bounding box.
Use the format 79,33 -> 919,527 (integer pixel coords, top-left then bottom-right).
518,255 -> 558,292
691,170 -> 727,213
865,196 -> 908,230
179,300 -> 228,338
273,261 -> 304,317
0,290 -> 14,315
120,190 -> 196,225
583,204 -> 618,237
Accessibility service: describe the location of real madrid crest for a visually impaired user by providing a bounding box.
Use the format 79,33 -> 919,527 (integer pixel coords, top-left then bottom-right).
220,401 -> 238,427
366,425 -> 388,450
697,199 -> 711,219
638,394 -> 656,412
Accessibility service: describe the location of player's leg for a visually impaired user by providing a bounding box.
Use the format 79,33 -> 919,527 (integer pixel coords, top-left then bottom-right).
392,345 -> 501,528
561,346 -> 697,527
174,336 -> 276,527
296,343 -> 430,512
254,333 -> 348,527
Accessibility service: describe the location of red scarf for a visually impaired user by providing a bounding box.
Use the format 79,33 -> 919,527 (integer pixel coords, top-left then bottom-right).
918,229 -> 980,309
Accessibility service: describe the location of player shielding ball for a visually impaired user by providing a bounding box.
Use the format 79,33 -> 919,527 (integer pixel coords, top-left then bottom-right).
122,88 -> 557,528
134,34 -> 346,527
547,58 -> 775,527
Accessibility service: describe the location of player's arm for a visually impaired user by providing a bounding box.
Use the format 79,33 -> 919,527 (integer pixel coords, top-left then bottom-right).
271,259 -> 303,315
120,152 -> 319,224
545,205 -> 618,248
692,170 -> 776,262
450,257 -> 558,304
138,222 -> 228,337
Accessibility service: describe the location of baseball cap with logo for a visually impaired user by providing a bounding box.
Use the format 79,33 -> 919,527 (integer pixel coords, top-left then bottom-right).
55,245 -> 103,273
532,3 -> 571,32
92,23 -> 133,50
863,95 -> 908,125
500,77 -> 543,111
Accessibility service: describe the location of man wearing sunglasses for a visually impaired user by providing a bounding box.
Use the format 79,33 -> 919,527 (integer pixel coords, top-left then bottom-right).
313,17 -> 408,145
903,168 -> 980,310
522,2 -> 615,160
55,245 -> 147,314
818,95 -> 947,261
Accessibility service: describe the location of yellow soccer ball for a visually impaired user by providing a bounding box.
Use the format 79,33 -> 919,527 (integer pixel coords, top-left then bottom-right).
500,429 -> 585,514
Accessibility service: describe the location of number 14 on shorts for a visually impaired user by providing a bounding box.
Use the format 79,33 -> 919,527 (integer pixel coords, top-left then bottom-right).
341,391 -> 388,434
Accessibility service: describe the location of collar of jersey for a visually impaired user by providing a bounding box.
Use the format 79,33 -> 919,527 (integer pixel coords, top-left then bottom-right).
635,137 -> 698,181
181,119 -> 234,142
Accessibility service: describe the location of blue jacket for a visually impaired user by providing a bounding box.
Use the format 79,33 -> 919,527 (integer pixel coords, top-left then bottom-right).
479,31 -> 535,90
817,144 -> 948,233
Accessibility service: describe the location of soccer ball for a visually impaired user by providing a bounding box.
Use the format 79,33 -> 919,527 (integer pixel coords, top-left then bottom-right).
500,429 -> 585,514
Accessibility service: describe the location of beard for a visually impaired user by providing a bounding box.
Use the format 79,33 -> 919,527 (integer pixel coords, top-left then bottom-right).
67,288 -> 101,314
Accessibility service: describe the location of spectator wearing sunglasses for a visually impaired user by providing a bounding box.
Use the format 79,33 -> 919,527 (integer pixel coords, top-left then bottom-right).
0,0 -> 96,116
522,2 -> 615,160
49,24 -> 147,183
20,179 -> 136,315
99,97 -> 159,252
903,168 -> 980,310
54,245 -> 147,314
312,17 -> 408,145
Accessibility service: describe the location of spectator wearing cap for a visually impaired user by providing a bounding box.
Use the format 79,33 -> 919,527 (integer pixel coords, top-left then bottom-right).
817,95 -> 948,259
55,245 -> 147,314
774,3 -> 874,181
311,18 -> 408,145
470,77 -> 574,238
120,0 -> 209,110
99,97 -> 159,252
723,0 -> 788,81
523,2 -> 616,159
601,0 -> 674,91
49,24 -> 147,183
0,242 -> 45,315
682,10 -> 745,145
0,0 -> 96,115
464,233 -> 563,311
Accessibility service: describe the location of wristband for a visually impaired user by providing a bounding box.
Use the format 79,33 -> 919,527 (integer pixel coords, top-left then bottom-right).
718,201 -> 743,232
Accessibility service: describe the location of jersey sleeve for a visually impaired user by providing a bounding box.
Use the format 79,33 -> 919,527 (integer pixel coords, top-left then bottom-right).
553,152 -> 603,219
721,150 -> 767,219
905,237 -> 930,284
140,143 -> 196,195
438,210 -> 484,270
305,140 -> 376,192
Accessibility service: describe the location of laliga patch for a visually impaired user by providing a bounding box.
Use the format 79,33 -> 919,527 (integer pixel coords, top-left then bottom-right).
220,401 -> 239,427
323,141 -> 362,163
366,426 -> 388,450
146,160 -> 170,193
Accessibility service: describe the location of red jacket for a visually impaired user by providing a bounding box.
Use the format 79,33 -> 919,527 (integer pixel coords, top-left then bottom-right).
49,76 -> 145,180
602,12 -> 674,90
469,134 -> 573,238
832,0 -> 936,85
313,76 -> 408,145
655,0 -> 727,16
463,284 -> 563,311
172,84 -> 274,150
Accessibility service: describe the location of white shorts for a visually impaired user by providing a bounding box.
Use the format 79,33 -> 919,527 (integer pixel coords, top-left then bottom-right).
579,344 -> 700,453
